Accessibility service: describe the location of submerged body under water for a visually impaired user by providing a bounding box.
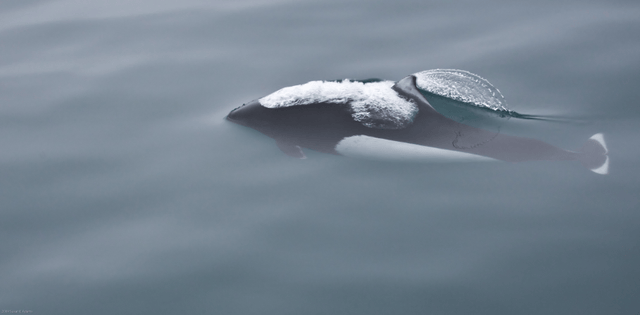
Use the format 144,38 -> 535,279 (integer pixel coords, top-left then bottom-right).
227,70 -> 609,174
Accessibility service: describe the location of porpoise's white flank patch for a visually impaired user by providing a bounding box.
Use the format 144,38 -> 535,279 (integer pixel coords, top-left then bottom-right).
335,135 -> 497,162
259,80 -> 418,129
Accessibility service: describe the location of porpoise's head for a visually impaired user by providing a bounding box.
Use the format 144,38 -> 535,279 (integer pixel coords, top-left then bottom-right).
226,99 -> 301,140
226,99 -> 266,127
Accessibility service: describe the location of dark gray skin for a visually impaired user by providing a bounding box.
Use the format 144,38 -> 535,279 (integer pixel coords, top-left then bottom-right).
227,75 -> 607,170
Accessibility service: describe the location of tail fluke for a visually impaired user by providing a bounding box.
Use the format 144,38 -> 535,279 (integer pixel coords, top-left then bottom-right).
578,133 -> 609,175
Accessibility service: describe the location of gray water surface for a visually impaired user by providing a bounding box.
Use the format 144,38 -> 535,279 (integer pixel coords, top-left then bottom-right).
1,1 -> 639,314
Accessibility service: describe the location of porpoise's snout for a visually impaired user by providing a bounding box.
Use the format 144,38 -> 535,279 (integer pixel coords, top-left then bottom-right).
226,99 -> 264,125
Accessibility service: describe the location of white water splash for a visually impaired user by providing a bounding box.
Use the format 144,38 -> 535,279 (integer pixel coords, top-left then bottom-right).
259,79 -> 418,129
413,69 -> 509,111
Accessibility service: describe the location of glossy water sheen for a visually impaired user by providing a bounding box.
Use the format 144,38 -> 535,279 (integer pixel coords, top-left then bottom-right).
415,69 -> 509,111
1,1 -> 639,314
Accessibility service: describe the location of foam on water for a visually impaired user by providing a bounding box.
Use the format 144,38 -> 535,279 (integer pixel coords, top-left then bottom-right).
259,80 -> 418,129
413,69 -> 509,111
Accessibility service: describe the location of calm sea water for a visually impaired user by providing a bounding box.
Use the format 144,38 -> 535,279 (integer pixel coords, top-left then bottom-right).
1,1 -> 639,314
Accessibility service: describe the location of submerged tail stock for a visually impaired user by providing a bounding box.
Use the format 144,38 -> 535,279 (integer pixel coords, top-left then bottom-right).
578,133 -> 609,175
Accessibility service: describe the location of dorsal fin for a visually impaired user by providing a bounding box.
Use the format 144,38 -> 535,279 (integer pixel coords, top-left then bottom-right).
392,75 -> 438,114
